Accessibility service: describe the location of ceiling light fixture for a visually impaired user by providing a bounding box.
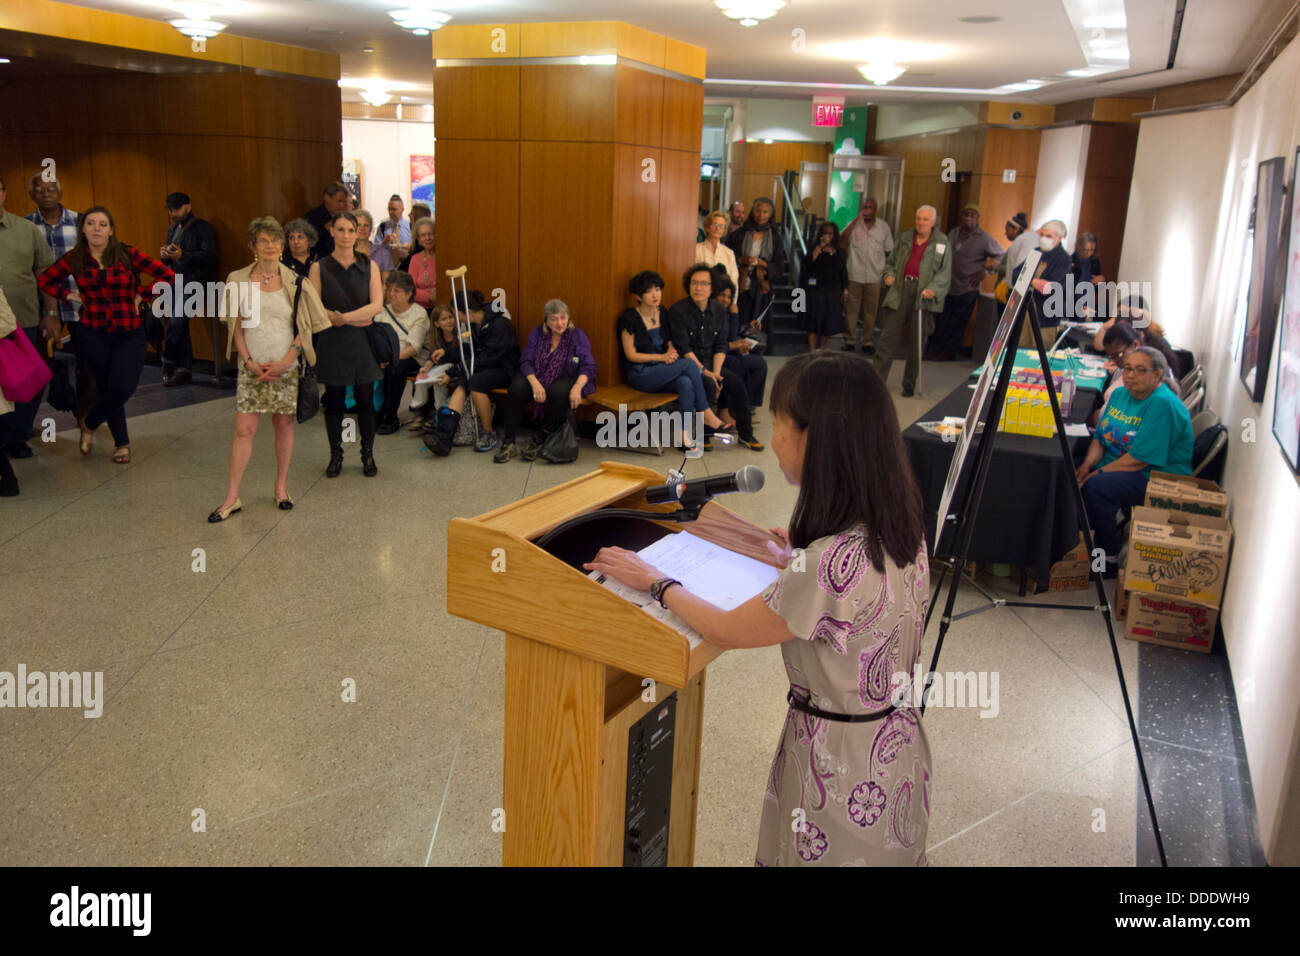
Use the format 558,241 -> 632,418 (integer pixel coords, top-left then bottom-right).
388,7 -> 452,35
167,2 -> 229,41
715,1 -> 786,26
361,87 -> 392,107
857,62 -> 906,86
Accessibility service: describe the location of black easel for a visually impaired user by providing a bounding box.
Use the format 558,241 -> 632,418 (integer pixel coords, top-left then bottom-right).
919,291 -> 1168,867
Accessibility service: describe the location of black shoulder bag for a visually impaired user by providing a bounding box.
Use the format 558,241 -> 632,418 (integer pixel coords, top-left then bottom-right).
292,277 -> 321,423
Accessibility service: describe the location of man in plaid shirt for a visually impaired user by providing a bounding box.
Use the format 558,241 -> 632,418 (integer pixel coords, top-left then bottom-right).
27,175 -> 94,423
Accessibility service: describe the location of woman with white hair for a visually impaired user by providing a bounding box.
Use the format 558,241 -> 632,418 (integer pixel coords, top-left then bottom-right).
495,298 -> 597,462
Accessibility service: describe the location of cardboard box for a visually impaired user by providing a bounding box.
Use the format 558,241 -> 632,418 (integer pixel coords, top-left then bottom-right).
1015,533 -> 1094,591
1115,569 -> 1128,620
1124,591 -> 1219,653
1144,472 -> 1229,519
1123,506 -> 1232,608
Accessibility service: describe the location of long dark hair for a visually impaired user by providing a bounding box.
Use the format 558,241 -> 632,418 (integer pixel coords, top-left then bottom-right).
69,206 -> 130,272
770,351 -> 926,569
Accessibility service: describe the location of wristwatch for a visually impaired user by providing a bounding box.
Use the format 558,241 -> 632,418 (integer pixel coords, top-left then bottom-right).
649,577 -> 682,608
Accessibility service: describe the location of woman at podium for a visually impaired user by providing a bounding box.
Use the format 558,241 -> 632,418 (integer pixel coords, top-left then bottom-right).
586,351 -> 932,866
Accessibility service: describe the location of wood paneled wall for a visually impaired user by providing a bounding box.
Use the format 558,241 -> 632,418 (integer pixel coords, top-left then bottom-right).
872,127 -> 985,234
435,60 -> 703,388
734,141 -> 830,219
0,69 -> 342,361
977,127 -> 1041,244
1076,124 -> 1140,279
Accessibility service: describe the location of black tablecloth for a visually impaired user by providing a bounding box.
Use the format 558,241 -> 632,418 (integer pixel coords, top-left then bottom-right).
903,381 -> 1101,591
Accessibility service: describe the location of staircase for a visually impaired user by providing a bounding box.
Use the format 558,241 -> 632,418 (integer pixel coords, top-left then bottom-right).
765,284 -> 806,355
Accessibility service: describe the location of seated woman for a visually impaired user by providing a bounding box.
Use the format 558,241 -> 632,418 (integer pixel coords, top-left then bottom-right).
618,270 -> 728,449
1101,320 -> 1181,400
1076,345 -> 1194,559
497,298 -> 597,463
421,288 -> 518,456
375,270 -> 430,434
714,276 -> 768,412
583,350 -> 932,866
409,303 -> 459,426
667,264 -> 759,450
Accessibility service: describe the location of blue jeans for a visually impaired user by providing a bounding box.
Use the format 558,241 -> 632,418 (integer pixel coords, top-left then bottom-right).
1081,469 -> 1149,556
627,358 -> 710,428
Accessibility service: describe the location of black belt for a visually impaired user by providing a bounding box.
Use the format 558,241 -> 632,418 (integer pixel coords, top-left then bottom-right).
787,690 -> 897,723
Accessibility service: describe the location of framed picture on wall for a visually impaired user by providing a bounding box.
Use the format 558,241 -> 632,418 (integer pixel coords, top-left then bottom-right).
342,159 -> 362,207
410,154 -> 435,211
1273,147 -> 1300,472
1240,156 -> 1285,402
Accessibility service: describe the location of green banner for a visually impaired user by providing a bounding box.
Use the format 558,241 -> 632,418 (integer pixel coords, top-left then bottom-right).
828,106 -> 870,231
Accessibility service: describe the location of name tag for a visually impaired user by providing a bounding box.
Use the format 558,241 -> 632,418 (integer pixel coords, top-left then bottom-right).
935,243 -> 947,255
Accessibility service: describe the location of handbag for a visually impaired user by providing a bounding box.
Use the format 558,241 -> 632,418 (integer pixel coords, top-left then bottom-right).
452,401 -> 479,446
0,329 -> 54,403
365,320 -> 400,368
288,277 -> 321,424
45,346 -> 78,413
538,411 -> 579,464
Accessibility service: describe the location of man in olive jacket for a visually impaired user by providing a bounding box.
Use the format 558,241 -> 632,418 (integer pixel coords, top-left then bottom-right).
873,204 -> 951,396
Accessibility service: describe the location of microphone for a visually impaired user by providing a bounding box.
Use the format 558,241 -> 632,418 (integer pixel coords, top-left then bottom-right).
645,466 -> 765,506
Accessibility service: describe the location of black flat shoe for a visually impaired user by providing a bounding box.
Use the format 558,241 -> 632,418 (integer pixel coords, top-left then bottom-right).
275,492 -> 294,511
208,498 -> 242,522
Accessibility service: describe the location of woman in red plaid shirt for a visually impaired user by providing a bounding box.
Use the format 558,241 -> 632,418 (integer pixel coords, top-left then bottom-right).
37,206 -> 174,464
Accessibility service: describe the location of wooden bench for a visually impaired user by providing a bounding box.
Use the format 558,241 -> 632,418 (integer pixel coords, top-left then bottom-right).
487,384 -> 678,455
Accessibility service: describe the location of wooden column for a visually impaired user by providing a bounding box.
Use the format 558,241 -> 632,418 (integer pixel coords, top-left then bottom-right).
433,22 -> 705,388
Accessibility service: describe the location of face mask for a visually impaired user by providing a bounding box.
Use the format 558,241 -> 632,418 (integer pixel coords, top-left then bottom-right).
1039,236 -> 1057,251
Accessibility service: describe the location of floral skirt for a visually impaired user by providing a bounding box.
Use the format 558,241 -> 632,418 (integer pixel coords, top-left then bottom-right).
235,360 -> 299,416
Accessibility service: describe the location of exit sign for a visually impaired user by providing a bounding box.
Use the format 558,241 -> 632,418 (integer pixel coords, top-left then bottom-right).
812,103 -> 844,127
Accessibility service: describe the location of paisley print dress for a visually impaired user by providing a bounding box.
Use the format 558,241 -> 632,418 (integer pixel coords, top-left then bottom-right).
755,526 -> 931,866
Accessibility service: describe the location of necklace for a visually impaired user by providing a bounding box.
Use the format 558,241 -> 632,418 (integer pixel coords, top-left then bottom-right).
252,265 -> 278,284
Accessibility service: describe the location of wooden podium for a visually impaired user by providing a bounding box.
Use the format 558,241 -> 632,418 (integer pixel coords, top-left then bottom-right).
447,461 -> 782,866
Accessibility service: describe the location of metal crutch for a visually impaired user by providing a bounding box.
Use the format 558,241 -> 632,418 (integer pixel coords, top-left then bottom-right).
915,301 -> 924,396
444,265 -> 479,443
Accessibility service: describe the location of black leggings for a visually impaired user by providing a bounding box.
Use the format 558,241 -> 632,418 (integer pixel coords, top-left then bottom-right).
503,374 -> 575,441
322,381 -> 376,415
74,325 -> 147,447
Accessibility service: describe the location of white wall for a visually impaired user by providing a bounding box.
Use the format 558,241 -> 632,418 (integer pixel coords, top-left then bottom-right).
742,97 -> 834,143
1030,125 -> 1090,240
874,102 -> 980,139
1117,37 -> 1300,864
340,118 -> 435,228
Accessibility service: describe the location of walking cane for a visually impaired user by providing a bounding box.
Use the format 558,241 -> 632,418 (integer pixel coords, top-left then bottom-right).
915,301 -> 924,397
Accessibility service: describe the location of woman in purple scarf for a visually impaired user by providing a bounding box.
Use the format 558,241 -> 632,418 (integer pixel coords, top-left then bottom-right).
496,298 -> 598,462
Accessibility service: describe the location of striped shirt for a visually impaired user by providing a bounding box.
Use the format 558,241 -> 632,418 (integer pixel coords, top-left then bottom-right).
27,206 -> 80,323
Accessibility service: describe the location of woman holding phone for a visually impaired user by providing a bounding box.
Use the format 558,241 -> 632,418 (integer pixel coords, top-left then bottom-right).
585,351 -> 932,865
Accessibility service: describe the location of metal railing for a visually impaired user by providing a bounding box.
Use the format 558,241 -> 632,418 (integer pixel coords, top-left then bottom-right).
773,173 -> 808,285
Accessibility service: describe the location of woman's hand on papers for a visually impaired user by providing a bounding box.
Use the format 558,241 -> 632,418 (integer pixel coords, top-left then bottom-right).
583,546 -> 663,592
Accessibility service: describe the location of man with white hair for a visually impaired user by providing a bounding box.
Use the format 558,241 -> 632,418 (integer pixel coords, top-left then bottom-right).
874,204 -> 950,396
1012,218 -> 1073,337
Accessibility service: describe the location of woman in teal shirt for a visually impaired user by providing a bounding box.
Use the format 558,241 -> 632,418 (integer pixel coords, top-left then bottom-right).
1076,346 -> 1194,557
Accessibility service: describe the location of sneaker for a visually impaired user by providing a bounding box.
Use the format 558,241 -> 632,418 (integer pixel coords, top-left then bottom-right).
521,434 -> 545,461
738,436 -> 764,451
493,441 -> 517,463
475,432 -> 499,453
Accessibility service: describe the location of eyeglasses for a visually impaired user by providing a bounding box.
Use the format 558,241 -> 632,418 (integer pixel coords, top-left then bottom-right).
1120,365 -> 1154,375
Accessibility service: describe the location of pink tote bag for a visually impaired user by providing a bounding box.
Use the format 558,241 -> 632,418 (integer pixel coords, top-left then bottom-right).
0,329 -> 53,403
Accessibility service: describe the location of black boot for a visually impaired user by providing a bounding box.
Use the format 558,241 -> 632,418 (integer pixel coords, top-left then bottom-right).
358,408 -> 378,477
324,413 -> 344,477
421,407 -> 459,457
0,454 -> 17,497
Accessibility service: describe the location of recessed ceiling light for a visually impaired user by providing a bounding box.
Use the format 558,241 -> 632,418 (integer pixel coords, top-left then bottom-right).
715,1 -> 786,25
363,47 -> 374,53
958,15 -> 1002,23
388,7 -> 452,34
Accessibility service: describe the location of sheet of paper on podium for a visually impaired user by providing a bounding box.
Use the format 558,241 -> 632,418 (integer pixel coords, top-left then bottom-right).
588,531 -> 781,649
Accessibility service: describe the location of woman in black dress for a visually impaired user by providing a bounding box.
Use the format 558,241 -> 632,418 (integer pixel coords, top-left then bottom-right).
800,221 -> 848,351
309,212 -> 384,477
